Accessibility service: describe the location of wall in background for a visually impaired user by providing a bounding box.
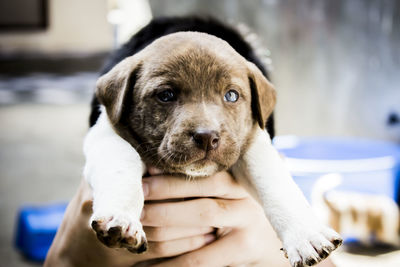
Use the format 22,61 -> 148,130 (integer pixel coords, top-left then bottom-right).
150,0 -> 400,142
0,0 -> 113,54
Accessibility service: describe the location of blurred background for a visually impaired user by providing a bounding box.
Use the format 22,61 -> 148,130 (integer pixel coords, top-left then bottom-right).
0,0 -> 399,266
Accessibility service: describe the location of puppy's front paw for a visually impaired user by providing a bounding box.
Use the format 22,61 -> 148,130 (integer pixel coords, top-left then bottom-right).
90,213 -> 148,253
282,226 -> 342,267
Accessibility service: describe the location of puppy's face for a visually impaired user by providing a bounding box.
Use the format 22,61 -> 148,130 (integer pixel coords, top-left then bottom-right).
97,32 -> 275,176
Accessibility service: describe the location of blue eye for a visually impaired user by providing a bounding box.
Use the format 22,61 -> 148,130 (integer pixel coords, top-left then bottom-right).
224,90 -> 239,102
156,89 -> 177,102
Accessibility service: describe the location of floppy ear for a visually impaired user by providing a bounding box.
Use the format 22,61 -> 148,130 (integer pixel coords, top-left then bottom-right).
96,56 -> 142,125
247,62 -> 276,129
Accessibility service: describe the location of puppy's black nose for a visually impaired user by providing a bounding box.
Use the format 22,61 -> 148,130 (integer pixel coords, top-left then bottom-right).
192,130 -> 220,151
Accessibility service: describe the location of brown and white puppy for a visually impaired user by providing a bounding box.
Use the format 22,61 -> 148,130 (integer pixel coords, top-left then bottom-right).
83,32 -> 342,267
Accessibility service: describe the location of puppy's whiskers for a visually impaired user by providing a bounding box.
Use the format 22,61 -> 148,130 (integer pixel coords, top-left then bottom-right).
136,139 -> 162,152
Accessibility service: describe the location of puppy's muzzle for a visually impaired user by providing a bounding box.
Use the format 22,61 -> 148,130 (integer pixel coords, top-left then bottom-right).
191,129 -> 220,151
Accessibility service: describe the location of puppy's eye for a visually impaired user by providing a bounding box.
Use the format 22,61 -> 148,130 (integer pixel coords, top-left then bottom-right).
224,89 -> 239,102
156,89 -> 177,102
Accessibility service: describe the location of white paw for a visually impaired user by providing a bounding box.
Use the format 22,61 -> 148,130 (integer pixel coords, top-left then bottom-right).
281,226 -> 342,267
90,212 -> 148,253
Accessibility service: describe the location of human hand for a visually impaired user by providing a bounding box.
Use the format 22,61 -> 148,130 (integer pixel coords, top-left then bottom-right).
139,168 -> 336,267
139,169 -> 277,267
45,170 -> 335,267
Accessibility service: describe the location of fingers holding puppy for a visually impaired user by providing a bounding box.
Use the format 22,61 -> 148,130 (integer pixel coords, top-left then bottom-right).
143,171 -> 249,201
142,196 -> 259,228
145,233 -> 216,259
144,226 -> 214,242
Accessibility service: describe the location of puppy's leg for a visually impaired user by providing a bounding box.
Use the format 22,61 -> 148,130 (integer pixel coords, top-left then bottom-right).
83,109 -> 147,253
231,128 -> 342,267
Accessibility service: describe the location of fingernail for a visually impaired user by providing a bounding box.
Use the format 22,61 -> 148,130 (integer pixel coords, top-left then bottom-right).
142,181 -> 149,197
204,233 -> 216,244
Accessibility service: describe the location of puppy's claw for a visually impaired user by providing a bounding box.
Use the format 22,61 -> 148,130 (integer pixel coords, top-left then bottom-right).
127,240 -> 148,254
280,248 -> 288,258
305,257 -> 318,266
91,220 -> 100,231
332,237 -> 343,247
318,248 -> 330,259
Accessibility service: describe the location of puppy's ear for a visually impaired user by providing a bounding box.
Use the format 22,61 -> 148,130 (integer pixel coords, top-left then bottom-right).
247,62 -> 276,129
96,57 -> 142,125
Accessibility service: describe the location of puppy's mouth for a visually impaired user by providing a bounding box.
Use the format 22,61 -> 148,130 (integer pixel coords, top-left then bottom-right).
167,151 -> 221,177
186,155 -> 216,167
155,147 -> 225,175
161,150 -> 214,168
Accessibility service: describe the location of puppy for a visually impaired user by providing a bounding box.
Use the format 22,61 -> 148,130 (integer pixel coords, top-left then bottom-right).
84,17 -> 342,267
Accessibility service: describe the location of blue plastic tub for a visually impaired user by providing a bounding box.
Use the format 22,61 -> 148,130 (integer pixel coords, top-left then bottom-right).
15,203 -> 67,261
273,136 -> 400,203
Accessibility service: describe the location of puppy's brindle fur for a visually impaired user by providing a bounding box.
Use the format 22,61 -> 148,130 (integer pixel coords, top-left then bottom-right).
84,32 -> 342,266
99,33 -> 273,176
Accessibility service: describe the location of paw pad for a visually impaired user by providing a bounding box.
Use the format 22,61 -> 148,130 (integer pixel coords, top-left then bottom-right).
90,216 -> 148,253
